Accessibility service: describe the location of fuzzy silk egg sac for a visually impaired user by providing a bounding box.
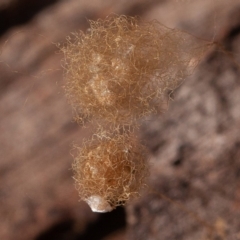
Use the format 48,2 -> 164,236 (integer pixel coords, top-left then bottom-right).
72,132 -> 148,212
62,15 -> 207,125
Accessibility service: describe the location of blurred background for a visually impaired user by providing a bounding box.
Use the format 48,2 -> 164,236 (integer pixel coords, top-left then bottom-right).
0,0 -> 240,239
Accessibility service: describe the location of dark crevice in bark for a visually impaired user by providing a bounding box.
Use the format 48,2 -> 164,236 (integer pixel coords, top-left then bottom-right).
0,0 -> 59,36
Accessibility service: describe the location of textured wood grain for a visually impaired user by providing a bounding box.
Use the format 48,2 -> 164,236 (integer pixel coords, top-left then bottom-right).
1,0 -> 240,240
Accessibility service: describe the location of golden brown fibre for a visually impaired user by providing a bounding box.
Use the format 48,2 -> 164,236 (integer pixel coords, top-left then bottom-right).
62,15 -> 207,125
72,131 -> 148,212
63,15 -> 211,212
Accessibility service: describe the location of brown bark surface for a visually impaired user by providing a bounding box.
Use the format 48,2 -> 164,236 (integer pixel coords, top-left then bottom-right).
0,0 -> 240,240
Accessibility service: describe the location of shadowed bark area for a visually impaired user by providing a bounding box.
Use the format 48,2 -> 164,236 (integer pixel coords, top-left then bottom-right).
0,0 -> 59,35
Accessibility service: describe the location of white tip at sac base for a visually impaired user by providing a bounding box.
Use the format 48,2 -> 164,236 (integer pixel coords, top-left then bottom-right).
86,195 -> 113,213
